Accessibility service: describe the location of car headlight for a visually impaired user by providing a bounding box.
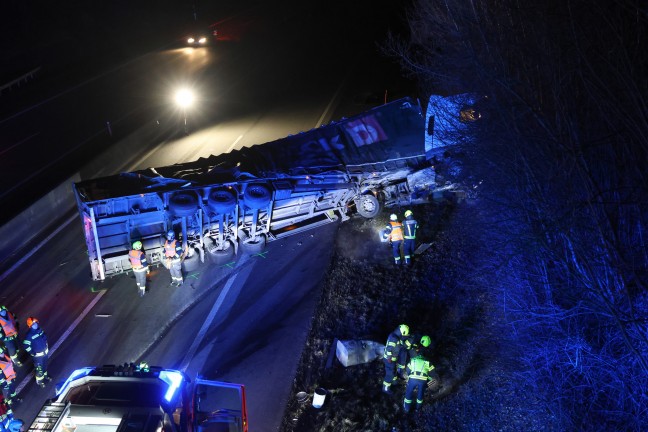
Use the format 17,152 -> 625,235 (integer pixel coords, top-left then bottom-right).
187,37 -> 195,44
198,37 -> 207,44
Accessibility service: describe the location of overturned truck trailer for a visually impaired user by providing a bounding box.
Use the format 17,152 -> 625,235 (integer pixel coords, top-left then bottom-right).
73,97 -> 464,281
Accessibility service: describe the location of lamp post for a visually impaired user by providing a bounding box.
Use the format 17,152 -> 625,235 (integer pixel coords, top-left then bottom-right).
175,88 -> 194,134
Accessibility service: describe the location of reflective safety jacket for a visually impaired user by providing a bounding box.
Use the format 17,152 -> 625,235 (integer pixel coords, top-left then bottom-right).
1,418 -> 24,432
385,221 -> 404,242
128,250 -> 148,270
0,312 -> 18,339
383,328 -> 407,361
0,354 -> 16,382
403,217 -> 419,240
23,326 -> 48,357
406,356 -> 434,381
164,239 -> 185,259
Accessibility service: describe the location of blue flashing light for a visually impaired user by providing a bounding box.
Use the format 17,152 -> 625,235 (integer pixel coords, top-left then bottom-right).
56,367 -> 94,396
159,370 -> 184,402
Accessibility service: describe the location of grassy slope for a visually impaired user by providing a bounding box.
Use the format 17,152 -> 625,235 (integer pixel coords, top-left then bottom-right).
280,198 -> 557,431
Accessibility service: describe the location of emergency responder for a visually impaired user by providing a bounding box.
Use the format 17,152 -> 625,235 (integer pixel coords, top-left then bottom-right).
128,241 -> 150,297
0,397 -> 23,432
0,415 -> 23,432
382,214 -> 404,265
402,209 -> 419,265
382,324 -> 410,394
164,230 -> 186,287
408,334 -> 432,358
396,332 -> 415,379
403,354 -> 435,413
135,361 -> 150,373
0,347 -> 20,406
22,317 -> 51,388
0,307 -> 21,366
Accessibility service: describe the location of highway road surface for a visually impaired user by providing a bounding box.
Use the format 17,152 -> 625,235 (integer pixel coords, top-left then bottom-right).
0,0 -> 412,429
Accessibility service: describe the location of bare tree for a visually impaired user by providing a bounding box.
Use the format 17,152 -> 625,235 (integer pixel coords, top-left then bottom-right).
387,0 -> 648,428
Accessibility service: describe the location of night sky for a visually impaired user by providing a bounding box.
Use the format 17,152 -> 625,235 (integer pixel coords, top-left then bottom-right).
1,0 -> 408,81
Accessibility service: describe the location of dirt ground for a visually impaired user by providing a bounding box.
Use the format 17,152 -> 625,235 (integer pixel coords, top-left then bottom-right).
279,197 -> 555,432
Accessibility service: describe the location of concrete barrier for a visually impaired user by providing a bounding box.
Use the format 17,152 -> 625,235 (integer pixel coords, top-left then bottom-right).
0,118 -> 173,274
0,173 -> 79,268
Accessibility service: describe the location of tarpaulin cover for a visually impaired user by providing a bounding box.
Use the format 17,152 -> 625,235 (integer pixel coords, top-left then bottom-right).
74,97 -> 425,202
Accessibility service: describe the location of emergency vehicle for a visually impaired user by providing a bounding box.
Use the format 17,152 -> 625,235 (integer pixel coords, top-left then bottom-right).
27,363 -> 247,432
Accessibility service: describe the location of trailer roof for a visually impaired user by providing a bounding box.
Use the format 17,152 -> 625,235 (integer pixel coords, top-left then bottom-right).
74,97 -> 426,202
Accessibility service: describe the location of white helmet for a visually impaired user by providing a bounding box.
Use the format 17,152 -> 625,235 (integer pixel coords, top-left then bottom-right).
390,214 -> 398,221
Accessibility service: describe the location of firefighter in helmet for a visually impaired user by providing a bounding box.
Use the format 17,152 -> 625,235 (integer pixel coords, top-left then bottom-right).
23,317 -> 51,388
402,209 -> 419,265
128,241 -> 150,297
382,214 -> 404,265
0,399 -> 23,432
0,307 -> 21,367
0,347 -> 20,406
382,324 -> 410,394
403,354 -> 436,413
164,230 -> 187,287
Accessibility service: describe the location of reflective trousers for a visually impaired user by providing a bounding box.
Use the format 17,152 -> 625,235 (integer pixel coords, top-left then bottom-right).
391,240 -> 403,265
403,239 -> 416,264
169,258 -> 183,283
32,354 -> 49,383
403,377 -> 427,412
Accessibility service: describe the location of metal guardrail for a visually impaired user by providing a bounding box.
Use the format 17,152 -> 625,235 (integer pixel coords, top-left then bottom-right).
0,66 -> 41,95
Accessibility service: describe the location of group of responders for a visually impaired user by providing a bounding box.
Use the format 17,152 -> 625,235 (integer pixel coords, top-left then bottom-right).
0,306 -> 51,431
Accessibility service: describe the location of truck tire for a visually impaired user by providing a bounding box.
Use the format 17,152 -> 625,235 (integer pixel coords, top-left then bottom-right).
355,194 -> 381,218
204,237 -> 235,264
208,188 -> 237,214
238,232 -> 266,255
243,183 -> 271,209
169,192 -> 199,217
181,248 -> 201,273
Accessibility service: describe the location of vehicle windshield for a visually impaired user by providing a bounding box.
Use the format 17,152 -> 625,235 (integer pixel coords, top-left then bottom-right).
65,381 -> 167,407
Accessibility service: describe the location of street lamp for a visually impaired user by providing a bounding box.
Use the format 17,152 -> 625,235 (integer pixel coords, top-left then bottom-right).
175,88 -> 195,134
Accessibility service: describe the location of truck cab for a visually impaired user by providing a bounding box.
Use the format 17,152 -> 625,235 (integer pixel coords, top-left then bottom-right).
27,364 -> 247,432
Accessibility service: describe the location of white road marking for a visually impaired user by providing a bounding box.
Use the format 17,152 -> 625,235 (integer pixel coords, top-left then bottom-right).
179,270 -> 239,372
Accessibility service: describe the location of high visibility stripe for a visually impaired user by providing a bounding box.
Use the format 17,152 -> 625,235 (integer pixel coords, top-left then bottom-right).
389,222 -> 404,241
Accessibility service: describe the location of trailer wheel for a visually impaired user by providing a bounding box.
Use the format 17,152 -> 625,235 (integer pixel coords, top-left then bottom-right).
355,194 -> 381,218
238,232 -> 267,255
243,183 -> 271,209
169,192 -> 199,217
182,248 -> 201,272
208,188 -> 237,214
204,237 -> 235,264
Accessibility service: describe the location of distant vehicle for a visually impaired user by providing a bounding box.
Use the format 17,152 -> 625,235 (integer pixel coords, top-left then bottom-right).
185,31 -> 209,46
27,363 -> 248,432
